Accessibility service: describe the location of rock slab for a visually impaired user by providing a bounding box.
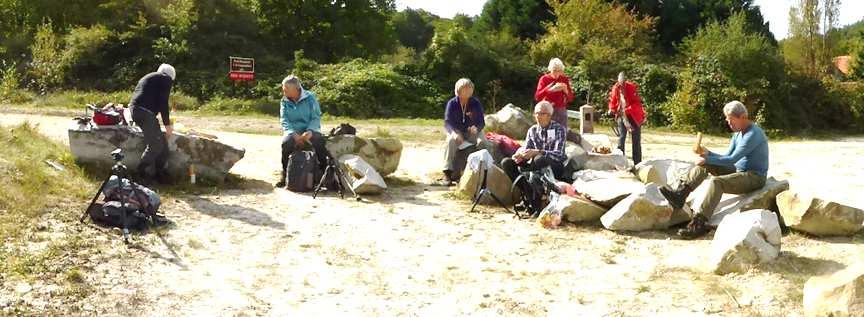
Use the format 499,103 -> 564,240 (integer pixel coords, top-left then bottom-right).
326,135 -> 402,176
708,209 -> 781,275
572,170 -> 644,208
601,183 -> 674,231
778,190 -> 864,236
804,263 -> 864,317
338,154 -> 387,195
69,126 -> 244,182
484,104 -> 533,140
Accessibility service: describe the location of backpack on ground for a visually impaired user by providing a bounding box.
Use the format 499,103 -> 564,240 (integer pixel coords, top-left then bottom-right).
286,150 -> 321,192
88,175 -> 162,229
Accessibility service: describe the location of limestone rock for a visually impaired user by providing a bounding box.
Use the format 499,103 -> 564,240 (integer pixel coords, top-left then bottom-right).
687,177 -> 790,226
326,135 -> 402,176
484,104 -> 533,140
549,195 -> 608,223
778,190 -> 864,236
804,263 -> 864,317
563,141 -> 589,177
601,183 -> 675,231
634,159 -> 695,186
580,133 -> 613,150
338,154 -> 387,195
456,164 -> 516,206
68,126 -> 244,182
572,170 -> 644,208
708,209 -> 781,275
583,149 -> 632,171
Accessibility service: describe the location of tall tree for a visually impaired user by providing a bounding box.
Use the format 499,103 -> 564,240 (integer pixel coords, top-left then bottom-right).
786,0 -> 841,76
393,8 -> 436,52
612,0 -> 774,53
475,0 -> 553,39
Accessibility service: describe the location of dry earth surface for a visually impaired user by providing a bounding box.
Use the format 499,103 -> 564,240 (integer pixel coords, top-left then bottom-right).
1,111 -> 864,316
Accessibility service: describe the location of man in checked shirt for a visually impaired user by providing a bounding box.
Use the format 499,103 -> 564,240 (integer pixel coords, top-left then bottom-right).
500,101 -> 567,182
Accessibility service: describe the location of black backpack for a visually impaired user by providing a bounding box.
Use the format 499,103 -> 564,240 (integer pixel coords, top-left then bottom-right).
329,123 -> 357,136
286,150 -> 321,192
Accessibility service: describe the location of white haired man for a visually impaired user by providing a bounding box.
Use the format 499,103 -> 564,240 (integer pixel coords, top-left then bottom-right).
275,75 -> 327,188
438,78 -> 486,186
501,101 -> 567,182
534,58 -> 574,130
660,101 -> 769,239
130,63 -> 176,184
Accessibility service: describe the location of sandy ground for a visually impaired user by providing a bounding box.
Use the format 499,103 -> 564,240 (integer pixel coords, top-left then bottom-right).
2,112 -> 864,316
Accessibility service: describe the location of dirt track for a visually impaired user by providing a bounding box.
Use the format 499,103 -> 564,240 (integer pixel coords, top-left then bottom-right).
2,112 -> 864,316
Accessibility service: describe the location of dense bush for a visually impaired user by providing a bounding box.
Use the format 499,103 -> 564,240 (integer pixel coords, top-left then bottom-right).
198,97 -> 277,115
292,53 -> 447,118
663,13 -> 785,133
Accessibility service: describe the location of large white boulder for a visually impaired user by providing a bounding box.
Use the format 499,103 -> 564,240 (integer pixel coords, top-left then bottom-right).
600,183 -> 675,231
338,154 -> 387,195
687,177 -> 790,226
456,163 -> 517,207
68,126 -> 244,182
804,263 -> 864,317
778,190 -> 864,236
708,209 -> 781,275
326,135 -> 402,176
634,159 -> 695,186
484,104 -> 533,140
572,170 -> 644,208
549,195 -> 608,223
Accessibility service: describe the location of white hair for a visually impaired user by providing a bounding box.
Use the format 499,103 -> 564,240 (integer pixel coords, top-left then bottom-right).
723,100 -> 748,118
617,71 -> 626,83
534,100 -> 554,114
454,78 -> 474,96
157,64 -> 176,80
281,75 -> 303,91
547,58 -> 565,73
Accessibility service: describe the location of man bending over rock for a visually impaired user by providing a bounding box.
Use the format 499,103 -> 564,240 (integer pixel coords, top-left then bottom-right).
660,100 -> 769,239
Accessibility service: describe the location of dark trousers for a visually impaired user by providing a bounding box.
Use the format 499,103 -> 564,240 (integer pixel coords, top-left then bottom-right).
618,115 -> 642,165
132,106 -> 168,177
280,131 -> 327,179
501,156 -> 565,182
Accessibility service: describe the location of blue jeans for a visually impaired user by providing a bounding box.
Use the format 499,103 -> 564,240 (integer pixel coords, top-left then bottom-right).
617,115 -> 641,165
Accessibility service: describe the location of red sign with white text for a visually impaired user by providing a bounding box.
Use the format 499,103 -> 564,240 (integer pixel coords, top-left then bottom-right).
229,56 -> 254,81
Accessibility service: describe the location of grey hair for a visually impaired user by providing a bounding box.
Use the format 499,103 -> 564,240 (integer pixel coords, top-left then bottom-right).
454,78 -> 474,96
547,58 -> 565,72
281,75 -> 303,91
617,71 -> 626,83
157,64 -> 176,80
534,100 -> 554,114
723,100 -> 748,118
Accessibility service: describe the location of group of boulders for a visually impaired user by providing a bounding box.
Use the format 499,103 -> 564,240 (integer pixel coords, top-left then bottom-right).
469,105 -> 864,316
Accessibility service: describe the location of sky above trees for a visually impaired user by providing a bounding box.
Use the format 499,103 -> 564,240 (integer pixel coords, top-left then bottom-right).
395,0 -> 864,39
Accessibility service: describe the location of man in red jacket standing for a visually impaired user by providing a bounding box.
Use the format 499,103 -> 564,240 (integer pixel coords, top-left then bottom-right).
607,71 -> 646,164
534,58 -> 574,131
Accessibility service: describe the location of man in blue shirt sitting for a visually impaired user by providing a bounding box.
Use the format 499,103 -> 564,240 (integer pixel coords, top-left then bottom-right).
660,100 -> 770,239
275,75 -> 327,188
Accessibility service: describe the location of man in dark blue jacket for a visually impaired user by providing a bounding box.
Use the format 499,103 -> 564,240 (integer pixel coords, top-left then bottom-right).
129,64 -> 175,184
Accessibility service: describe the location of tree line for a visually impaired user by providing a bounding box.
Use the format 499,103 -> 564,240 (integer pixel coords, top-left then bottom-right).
1,0 -> 863,134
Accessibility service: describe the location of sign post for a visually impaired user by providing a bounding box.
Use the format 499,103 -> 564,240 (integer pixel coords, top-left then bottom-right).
228,56 -> 255,81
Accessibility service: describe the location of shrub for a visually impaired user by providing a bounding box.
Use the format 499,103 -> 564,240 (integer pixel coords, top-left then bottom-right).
664,13 -> 785,133
291,54 -> 446,118
198,97 -> 277,116
0,61 -> 34,104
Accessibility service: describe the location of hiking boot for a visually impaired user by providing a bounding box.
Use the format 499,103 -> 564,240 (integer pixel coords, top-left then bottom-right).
433,178 -> 455,187
275,170 -> 286,188
660,183 -> 692,210
677,214 -> 709,239
152,214 -> 171,226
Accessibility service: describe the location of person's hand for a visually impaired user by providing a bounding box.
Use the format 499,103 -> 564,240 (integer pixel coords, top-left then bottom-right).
292,133 -> 304,146
695,156 -> 706,166
550,83 -> 564,92
451,132 -> 463,144
302,131 -> 313,142
164,125 -> 173,139
528,149 -> 542,159
468,126 -> 478,135
694,145 -> 707,156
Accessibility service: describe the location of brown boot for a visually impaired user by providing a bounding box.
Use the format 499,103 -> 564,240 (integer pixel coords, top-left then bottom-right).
677,214 -> 709,239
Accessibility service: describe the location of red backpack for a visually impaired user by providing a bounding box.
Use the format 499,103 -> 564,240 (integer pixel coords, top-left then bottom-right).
485,132 -> 521,157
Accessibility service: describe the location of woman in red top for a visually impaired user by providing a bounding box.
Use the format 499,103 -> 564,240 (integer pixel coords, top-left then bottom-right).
534,58 -> 574,131
607,71 -> 646,164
